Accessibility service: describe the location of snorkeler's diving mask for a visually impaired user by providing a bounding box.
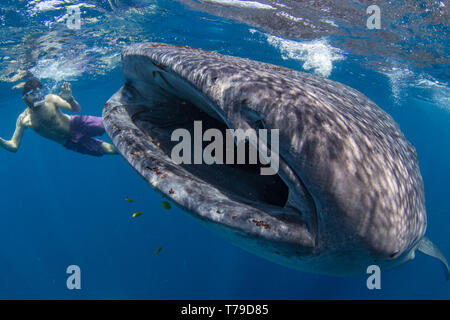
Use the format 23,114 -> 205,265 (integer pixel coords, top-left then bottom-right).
23,88 -> 45,107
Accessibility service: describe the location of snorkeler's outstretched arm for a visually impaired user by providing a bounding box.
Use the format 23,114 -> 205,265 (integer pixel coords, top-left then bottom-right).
52,82 -> 81,113
0,111 -> 28,153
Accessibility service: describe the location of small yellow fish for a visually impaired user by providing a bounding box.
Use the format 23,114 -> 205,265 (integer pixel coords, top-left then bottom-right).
125,197 -> 134,203
132,212 -> 143,218
161,201 -> 171,210
156,247 -> 163,255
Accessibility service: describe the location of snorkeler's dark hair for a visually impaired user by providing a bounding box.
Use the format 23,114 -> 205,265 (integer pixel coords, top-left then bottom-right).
22,79 -> 43,96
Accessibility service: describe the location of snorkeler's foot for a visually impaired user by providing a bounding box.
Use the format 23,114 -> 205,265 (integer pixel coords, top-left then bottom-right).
101,142 -> 118,155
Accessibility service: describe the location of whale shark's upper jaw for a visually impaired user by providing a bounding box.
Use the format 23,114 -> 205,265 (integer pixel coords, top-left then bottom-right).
103,43 -> 428,276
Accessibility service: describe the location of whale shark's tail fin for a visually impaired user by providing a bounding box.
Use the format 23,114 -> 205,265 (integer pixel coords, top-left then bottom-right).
417,236 -> 449,280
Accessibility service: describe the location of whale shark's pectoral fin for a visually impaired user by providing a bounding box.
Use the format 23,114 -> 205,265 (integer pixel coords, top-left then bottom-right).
416,236 -> 449,280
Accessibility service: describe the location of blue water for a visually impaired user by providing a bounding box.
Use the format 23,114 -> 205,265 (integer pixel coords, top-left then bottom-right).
0,0 -> 449,299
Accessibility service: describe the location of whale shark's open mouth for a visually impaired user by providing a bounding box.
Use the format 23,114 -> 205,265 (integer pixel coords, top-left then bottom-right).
103,44 -> 317,257
122,68 -> 291,210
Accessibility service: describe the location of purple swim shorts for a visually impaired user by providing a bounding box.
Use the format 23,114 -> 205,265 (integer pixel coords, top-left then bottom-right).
64,115 -> 105,156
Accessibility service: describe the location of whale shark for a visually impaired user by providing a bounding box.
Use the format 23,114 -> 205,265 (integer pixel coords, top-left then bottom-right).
103,42 -> 448,278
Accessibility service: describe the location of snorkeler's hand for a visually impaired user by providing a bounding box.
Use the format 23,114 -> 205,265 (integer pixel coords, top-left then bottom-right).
59,82 -> 73,101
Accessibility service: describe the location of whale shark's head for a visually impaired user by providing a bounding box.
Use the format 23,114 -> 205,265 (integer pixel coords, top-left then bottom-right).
102,43 -> 444,277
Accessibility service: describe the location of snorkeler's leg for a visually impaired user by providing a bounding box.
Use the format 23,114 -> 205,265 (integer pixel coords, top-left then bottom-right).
101,141 -> 118,155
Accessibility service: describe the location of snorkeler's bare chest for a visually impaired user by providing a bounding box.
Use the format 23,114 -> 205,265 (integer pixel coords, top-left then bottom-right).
28,102 -> 70,131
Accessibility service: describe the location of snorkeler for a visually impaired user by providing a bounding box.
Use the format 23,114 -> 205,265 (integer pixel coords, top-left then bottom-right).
0,79 -> 117,156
